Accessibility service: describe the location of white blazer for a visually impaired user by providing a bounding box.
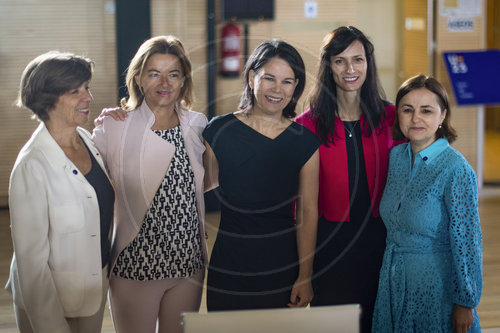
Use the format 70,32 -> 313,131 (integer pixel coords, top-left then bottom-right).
5,123 -> 111,333
92,101 -> 209,270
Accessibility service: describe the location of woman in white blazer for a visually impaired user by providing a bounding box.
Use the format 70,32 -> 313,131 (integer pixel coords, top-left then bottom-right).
92,36 -> 208,333
6,52 -> 114,332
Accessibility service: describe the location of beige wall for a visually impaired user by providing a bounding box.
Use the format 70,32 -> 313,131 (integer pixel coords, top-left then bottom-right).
0,0 -> 117,203
0,0 -> 363,200
0,0 -> 486,199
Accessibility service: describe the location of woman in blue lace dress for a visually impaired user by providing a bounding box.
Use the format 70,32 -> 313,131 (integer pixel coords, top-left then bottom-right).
373,74 -> 482,333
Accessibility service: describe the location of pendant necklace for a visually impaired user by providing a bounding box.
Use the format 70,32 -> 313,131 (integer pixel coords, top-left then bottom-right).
344,120 -> 359,138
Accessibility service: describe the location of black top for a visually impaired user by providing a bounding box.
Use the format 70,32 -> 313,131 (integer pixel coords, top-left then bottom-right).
83,142 -> 114,268
344,120 -> 372,227
311,121 -> 387,333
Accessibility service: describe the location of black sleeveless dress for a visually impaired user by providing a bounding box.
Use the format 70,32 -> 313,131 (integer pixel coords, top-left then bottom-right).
203,113 -> 320,310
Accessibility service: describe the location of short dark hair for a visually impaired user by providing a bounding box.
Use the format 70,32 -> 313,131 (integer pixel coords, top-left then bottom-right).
392,74 -> 457,143
17,51 -> 94,122
239,39 -> 306,118
308,26 -> 387,143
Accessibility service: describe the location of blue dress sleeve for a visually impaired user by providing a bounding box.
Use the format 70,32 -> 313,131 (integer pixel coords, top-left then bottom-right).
444,162 -> 483,308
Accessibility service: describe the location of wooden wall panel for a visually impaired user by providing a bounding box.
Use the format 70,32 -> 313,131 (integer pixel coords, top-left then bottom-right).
0,0 -> 117,201
402,0 -> 429,79
357,0 -> 400,103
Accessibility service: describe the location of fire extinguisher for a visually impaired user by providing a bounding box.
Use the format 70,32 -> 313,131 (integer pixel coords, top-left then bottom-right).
220,23 -> 241,77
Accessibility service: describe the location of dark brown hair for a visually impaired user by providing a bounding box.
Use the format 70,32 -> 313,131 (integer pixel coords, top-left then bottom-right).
392,74 -> 457,143
17,51 -> 93,122
239,39 -> 306,118
307,26 -> 387,144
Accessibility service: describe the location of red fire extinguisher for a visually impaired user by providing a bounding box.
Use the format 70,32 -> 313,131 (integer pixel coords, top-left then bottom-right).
220,23 -> 241,77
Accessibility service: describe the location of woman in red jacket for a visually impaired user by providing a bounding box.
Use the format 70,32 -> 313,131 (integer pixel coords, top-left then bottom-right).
295,26 -> 398,333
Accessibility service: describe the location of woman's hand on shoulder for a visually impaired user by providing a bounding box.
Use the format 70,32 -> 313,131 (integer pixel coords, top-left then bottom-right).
452,304 -> 474,333
93,107 -> 128,127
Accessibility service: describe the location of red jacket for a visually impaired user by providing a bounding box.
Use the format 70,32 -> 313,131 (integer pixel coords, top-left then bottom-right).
295,105 -> 397,221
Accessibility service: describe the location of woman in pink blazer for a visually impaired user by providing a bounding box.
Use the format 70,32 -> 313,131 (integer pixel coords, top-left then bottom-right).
93,36 -> 208,333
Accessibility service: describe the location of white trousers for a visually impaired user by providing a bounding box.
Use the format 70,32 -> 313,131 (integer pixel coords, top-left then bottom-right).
14,266 -> 109,333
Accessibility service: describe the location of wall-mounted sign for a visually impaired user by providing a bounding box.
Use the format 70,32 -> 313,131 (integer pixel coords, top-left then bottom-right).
405,17 -> 426,31
443,50 -> 500,106
304,1 -> 317,19
222,0 -> 274,20
439,0 -> 481,17
447,17 -> 474,32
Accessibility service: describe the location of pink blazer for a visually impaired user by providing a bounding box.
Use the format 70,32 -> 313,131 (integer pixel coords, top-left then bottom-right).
295,105 -> 397,221
93,101 -> 209,269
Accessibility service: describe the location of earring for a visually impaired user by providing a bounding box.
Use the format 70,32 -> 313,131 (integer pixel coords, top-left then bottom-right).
439,124 -> 442,129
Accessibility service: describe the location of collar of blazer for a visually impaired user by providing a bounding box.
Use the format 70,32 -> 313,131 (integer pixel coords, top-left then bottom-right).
25,122 -> 110,181
137,100 -> 194,134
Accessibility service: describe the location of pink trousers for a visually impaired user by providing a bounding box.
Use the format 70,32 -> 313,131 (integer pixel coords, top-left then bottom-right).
109,269 -> 204,333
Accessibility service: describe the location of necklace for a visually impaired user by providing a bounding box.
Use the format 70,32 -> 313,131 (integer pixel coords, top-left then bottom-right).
344,120 -> 359,138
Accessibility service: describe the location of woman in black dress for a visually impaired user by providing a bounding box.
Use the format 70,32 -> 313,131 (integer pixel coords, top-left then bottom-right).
203,40 -> 320,310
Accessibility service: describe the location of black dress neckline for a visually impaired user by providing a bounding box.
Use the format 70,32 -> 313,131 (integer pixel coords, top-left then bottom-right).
230,113 -> 295,141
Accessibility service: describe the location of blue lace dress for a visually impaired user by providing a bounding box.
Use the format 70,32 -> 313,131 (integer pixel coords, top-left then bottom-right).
373,138 -> 482,332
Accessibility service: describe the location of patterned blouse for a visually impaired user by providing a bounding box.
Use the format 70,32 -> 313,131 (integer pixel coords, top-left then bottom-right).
373,138 -> 483,332
113,125 -> 204,280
